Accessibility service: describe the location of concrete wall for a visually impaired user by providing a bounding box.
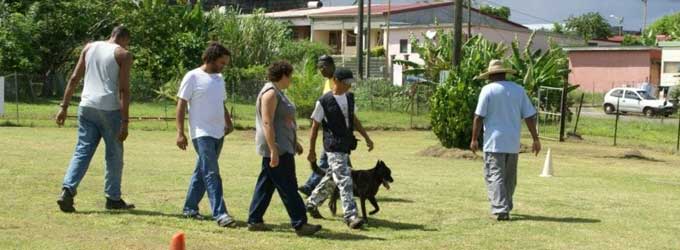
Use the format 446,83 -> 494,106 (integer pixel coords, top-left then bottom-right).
568,51 -> 653,93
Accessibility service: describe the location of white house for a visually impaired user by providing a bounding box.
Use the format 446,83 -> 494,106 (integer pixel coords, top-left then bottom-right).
265,1 -> 587,86
659,41 -> 680,92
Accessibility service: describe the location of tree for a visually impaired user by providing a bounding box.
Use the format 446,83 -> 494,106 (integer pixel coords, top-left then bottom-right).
479,4 -> 510,20
565,12 -> 612,43
647,12 -> 680,39
552,22 -> 564,34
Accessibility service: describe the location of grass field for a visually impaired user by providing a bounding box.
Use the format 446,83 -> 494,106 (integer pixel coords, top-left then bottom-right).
1,127 -> 680,249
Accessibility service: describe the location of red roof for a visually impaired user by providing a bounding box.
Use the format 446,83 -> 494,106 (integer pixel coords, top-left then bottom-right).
309,2 -> 527,30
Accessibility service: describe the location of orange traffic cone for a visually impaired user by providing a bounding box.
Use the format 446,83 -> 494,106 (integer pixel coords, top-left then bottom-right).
169,231 -> 185,250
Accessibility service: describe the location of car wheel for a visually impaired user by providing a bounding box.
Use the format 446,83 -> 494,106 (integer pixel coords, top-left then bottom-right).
643,107 -> 654,117
604,104 -> 615,114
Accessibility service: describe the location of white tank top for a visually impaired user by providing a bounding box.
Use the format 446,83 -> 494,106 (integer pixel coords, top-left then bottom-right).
80,41 -> 121,111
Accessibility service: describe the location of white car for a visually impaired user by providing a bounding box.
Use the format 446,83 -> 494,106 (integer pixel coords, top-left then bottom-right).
603,87 -> 676,117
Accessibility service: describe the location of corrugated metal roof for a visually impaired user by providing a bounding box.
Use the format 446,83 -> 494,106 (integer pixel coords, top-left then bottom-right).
563,46 -> 660,52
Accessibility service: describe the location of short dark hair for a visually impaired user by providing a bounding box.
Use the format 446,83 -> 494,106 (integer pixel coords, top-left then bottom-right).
202,42 -> 231,63
111,25 -> 130,39
267,61 -> 294,82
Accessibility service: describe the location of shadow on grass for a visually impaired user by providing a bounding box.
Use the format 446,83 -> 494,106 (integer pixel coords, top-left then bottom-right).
268,223 -> 385,241
365,217 -> 436,231
376,197 -> 414,203
512,214 -> 601,223
75,209 -> 184,219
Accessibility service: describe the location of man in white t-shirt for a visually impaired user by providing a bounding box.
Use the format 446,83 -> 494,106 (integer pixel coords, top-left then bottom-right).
305,68 -> 374,229
470,60 -> 541,221
176,42 -> 236,228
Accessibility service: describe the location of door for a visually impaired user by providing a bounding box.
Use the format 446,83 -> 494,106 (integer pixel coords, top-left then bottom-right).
621,90 -> 642,112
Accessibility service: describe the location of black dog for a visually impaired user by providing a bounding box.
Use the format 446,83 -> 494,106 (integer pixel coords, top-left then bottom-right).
310,160 -> 394,222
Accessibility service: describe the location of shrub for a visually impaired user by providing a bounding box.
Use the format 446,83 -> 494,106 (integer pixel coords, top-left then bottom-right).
430,35 -> 506,148
288,57 -> 324,118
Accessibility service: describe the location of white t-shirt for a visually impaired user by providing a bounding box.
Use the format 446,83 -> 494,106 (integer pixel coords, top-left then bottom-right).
176,68 -> 226,140
310,94 -> 354,127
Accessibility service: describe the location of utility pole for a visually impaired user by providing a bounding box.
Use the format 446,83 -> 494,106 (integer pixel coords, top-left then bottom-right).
386,0 -> 391,79
453,0 -> 463,66
357,0 -> 364,79
366,0 -> 372,79
467,0 -> 472,38
642,0 -> 648,34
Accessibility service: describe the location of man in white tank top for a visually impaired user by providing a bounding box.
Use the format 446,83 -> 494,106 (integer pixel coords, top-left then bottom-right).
55,26 -> 134,213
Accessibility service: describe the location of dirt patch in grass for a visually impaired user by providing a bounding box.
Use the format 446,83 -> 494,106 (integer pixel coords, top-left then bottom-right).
419,144 -> 530,160
418,145 -> 481,160
601,149 -> 663,162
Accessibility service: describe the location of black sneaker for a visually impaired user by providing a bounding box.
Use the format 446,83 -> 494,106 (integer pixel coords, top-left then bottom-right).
306,204 -> 324,219
105,198 -> 135,210
217,215 -> 237,228
183,212 -> 206,220
57,187 -> 76,213
247,223 -> 272,232
295,223 -> 322,236
298,186 -> 311,197
347,216 -> 365,229
496,213 -> 510,221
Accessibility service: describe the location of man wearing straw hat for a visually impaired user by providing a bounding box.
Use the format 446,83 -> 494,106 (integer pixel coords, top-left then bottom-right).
470,59 -> 541,221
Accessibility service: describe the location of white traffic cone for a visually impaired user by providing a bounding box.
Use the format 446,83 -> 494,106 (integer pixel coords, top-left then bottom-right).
540,148 -> 553,177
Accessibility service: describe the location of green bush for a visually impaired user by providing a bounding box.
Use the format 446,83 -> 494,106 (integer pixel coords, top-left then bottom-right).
669,85 -> 680,104
370,46 -> 385,57
430,35 -> 506,148
288,57 -> 324,118
277,40 -> 330,65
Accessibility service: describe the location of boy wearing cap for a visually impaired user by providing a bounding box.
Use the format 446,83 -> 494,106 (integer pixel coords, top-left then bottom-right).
305,68 -> 374,229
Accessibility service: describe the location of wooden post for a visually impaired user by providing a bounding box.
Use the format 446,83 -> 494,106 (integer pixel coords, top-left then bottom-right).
453,0 -> 463,67
357,0 -> 364,79
573,93 -> 585,134
559,80 -> 568,142
366,0 -> 371,79
614,98 -> 621,146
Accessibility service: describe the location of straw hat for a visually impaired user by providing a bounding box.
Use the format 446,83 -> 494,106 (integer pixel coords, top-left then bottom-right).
476,59 -> 516,80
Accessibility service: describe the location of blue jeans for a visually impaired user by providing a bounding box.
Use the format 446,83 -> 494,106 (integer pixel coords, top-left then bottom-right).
183,136 -> 231,221
62,106 -> 124,200
301,151 -> 352,193
248,153 -> 307,229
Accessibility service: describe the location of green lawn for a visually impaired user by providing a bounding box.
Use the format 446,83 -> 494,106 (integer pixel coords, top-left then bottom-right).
1,128 -> 680,249
1,101 -> 431,130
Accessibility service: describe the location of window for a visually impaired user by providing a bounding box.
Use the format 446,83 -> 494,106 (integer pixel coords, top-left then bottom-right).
624,91 -> 640,100
664,62 -> 680,73
610,89 -> 623,98
636,90 -> 655,100
399,39 -> 408,53
346,30 -> 356,47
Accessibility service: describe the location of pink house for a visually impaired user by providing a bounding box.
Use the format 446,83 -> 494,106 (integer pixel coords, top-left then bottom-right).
565,46 -> 662,93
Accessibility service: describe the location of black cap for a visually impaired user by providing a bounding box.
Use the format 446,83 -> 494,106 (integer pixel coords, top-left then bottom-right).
317,55 -> 335,65
333,68 -> 355,85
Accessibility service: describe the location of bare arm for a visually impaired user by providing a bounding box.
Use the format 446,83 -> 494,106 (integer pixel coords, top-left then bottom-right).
353,114 -> 373,151
224,103 -> 234,135
56,44 -> 90,126
307,120 -> 320,162
470,115 -> 483,154
115,48 -> 132,142
524,115 -> 541,156
261,90 -> 280,167
176,98 -> 189,150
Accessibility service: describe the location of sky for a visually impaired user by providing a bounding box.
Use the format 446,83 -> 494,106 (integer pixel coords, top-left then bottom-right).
324,0 -> 680,31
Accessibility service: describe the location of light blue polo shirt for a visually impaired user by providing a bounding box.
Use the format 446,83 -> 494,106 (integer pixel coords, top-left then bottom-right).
474,81 -> 537,154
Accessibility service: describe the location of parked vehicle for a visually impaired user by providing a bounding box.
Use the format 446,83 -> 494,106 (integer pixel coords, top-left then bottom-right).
603,87 -> 676,117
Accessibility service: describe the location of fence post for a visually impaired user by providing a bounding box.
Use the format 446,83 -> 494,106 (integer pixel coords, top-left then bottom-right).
573,93 -> 584,134
559,80 -> 567,142
676,109 -> 679,152
14,72 -> 19,124
614,97 -> 620,146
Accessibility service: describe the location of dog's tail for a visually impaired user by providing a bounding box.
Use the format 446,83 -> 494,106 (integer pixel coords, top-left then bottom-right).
309,161 -> 326,176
